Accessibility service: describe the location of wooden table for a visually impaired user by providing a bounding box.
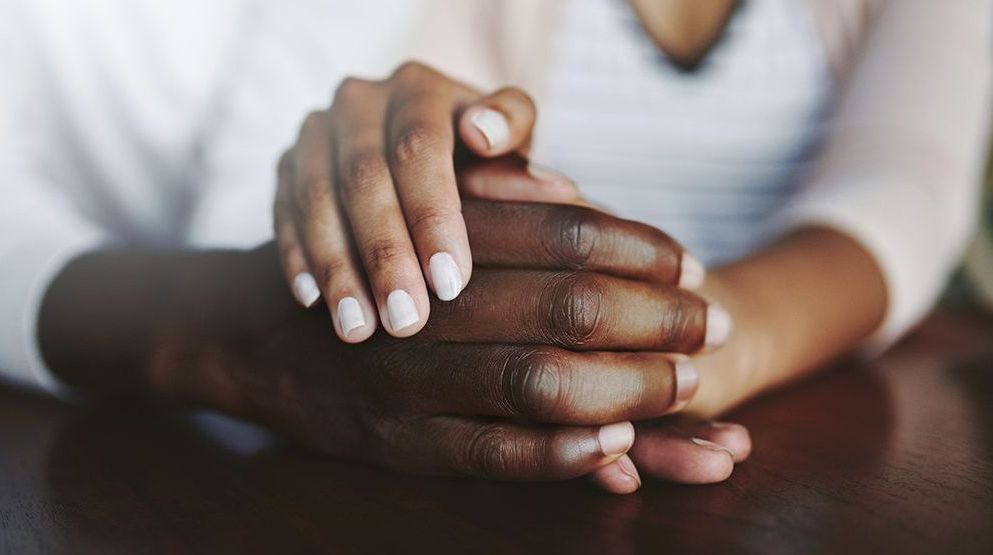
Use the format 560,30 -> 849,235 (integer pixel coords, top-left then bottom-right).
2,309 -> 992,554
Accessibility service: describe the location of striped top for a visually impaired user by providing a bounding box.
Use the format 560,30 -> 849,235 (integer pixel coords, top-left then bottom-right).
534,0 -> 833,265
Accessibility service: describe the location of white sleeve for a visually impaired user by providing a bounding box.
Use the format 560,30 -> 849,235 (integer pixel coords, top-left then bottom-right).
776,0 -> 993,346
0,12 -> 106,393
185,1 -> 414,249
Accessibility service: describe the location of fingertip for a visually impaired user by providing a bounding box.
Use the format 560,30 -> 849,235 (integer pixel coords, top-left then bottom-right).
665,358 -> 700,415
428,251 -> 466,301
688,438 -> 736,481
592,455 -> 642,494
678,252 -> 706,290
461,106 -> 511,155
703,303 -> 734,351
698,422 -> 752,463
525,162 -> 582,200
292,272 -> 321,308
333,296 -> 377,343
382,288 -> 428,337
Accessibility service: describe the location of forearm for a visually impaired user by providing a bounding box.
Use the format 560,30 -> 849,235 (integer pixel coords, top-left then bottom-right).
689,227 -> 888,415
37,243 -> 296,415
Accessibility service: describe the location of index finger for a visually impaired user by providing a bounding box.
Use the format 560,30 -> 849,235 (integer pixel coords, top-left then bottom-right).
463,200 -> 705,289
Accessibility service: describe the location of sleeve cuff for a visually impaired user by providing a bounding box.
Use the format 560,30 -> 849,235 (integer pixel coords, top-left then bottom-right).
0,233 -> 104,396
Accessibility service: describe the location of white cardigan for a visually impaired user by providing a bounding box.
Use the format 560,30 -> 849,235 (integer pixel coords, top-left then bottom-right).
0,0 -> 990,392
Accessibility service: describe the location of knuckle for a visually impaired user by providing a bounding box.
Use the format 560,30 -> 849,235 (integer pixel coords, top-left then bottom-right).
392,60 -> 430,82
500,348 -> 569,419
391,124 -> 444,166
315,256 -> 351,291
333,76 -> 369,105
364,238 -> 408,274
658,291 -> 702,351
462,424 -> 536,478
340,148 -> 387,199
543,273 -> 605,347
277,149 -> 293,176
547,206 -> 600,268
294,173 -> 333,211
299,110 -> 326,136
407,205 -> 461,238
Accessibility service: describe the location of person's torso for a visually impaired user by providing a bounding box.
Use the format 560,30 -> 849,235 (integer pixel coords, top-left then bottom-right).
533,0 -> 835,265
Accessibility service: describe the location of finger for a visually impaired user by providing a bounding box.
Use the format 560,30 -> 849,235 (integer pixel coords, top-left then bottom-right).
426,270 -> 732,353
384,417 -> 635,481
275,152 -> 320,308
387,345 -> 698,424
686,421 -> 752,463
289,109 -> 378,342
458,155 -> 582,204
331,77 -> 430,337
463,200 -> 705,290
386,65 -> 472,303
459,87 -> 537,157
591,454 -> 641,494
628,421 -> 750,484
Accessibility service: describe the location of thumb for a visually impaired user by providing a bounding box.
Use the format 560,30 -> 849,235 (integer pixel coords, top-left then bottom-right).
459,87 -> 536,157
459,155 -> 589,205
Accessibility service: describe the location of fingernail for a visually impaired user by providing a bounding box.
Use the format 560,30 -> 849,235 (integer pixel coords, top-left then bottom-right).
428,252 -> 464,301
691,437 -> 736,459
470,108 -> 510,150
527,162 -> 574,186
598,422 -> 635,456
616,455 -> 642,487
705,303 -> 733,350
337,297 -> 366,336
679,252 -> 705,290
666,359 -> 699,414
292,272 -> 321,307
386,289 -> 420,332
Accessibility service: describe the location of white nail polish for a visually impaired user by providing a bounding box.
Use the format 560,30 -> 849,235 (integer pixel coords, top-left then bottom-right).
292,272 -> 321,307
386,289 -> 419,332
337,297 -> 365,336
470,108 -> 510,150
429,252 -> 464,301
679,252 -> 705,290
705,303 -> 734,349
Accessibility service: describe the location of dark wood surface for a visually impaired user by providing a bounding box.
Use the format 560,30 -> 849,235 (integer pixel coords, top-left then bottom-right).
2,310 -> 993,554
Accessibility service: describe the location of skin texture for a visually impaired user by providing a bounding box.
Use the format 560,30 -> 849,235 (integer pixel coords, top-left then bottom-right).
275,62 -> 578,341
39,201 -> 748,493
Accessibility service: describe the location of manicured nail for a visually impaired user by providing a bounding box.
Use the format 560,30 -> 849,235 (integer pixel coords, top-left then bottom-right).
691,437 -> 736,458
705,303 -> 733,350
292,272 -> 321,307
666,359 -> 699,414
337,297 -> 365,336
598,422 -> 635,456
679,252 -> 705,290
616,455 -> 642,487
386,289 -> 420,332
470,108 -> 510,150
527,162 -> 574,186
428,252 -> 464,301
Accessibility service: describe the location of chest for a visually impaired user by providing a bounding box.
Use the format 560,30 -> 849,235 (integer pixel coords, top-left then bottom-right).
533,0 -> 835,262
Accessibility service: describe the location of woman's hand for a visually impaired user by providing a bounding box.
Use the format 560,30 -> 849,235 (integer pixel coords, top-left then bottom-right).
274,61 -> 584,342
